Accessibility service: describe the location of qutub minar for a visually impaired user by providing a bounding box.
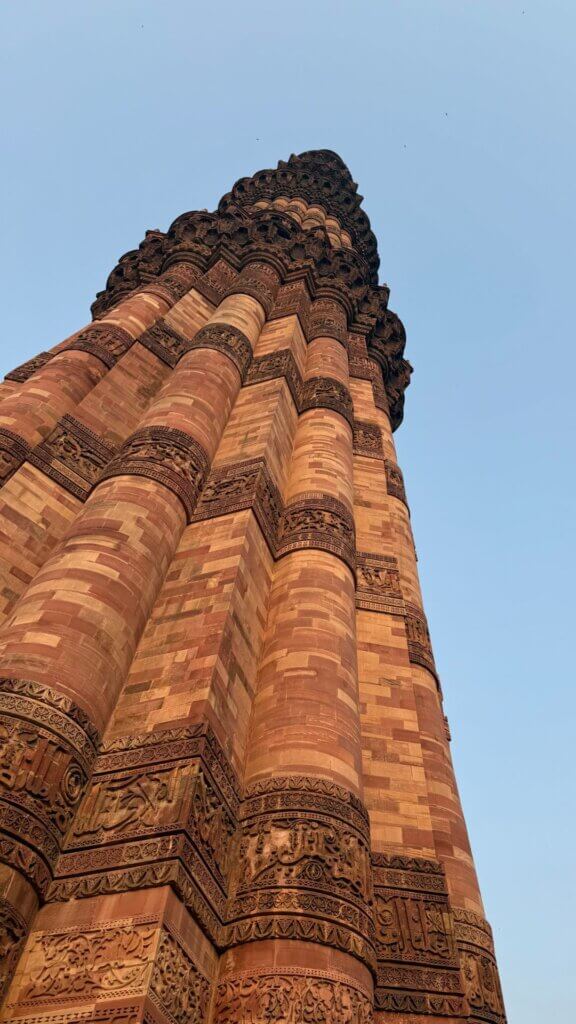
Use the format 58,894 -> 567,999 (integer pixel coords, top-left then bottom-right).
0,151 -> 505,1023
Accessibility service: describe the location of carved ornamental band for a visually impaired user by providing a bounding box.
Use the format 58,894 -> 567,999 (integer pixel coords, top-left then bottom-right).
278,494 -> 356,573
405,603 -> 437,678
28,415 -> 117,501
192,457 -> 282,556
138,319 -> 189,367
300,376 -> 354,429
373,853 -> 467,1017
223,261 -> 281,317
213,967 -> 373,1024
0,679 -> 99,896
385,457 -> 408,506
187,323 -> 253,381
0,430 -> 30,486
4,352 -> 53,384
99,426 -> 210,520
226,776 -> 375,970
67,323 -> 134,369
356,552 -> 405,615
453,909 -> 506,1024
51,723 -> 239,948
308,297 -> 349,346
353,420 -> 384,460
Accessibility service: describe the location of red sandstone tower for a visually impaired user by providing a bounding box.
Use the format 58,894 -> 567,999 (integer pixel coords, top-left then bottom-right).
0,151 -> 505,1023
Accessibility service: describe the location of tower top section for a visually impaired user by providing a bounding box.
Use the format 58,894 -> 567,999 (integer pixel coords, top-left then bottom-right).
92,149 -> 412,428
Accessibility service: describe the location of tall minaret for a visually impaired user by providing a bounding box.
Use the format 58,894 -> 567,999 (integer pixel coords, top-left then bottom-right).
0,151 -> 505,1024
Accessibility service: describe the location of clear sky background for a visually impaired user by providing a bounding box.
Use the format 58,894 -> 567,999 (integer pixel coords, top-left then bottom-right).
1,3 -> 574,1020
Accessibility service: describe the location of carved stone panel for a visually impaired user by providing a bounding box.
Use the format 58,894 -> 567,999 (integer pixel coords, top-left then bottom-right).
0,429 -> 31,485
192,458 -> 283,556
100,427 -> 210,520
224,261 -> 281,316
53,724 -> 239,948
245,348 -> 302,410
5,919 -> 211,1024
0,899 -> 27,1003
278,494 -> 356,573
0,679 -> 98,896
300,377 -> 354,429
194,259 -> 239,306
372,853 -> 467,1018
269,279 -> 312,337
356,553 -> 405,615
138,320 -> 189,368
309,298 -> 349,346
404,603 -> 437,678
353,420 -> 384,460
4,352 -> 53,383
186,323 -> 252,381
28,415 -> 117,501
149,927 -> 211,1024
453,909 -> 506,1024
226,776 -> 375,971
384,458 -> 408,506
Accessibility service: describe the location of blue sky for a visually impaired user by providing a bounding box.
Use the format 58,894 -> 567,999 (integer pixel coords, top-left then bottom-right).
1,3 -> 574,1019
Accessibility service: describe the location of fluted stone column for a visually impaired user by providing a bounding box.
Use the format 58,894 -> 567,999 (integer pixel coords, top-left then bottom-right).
0,269 -> 272,1001
212,300 -> 375,1024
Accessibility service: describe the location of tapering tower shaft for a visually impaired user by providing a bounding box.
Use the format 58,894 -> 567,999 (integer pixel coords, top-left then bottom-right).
0,151 -> 505,1024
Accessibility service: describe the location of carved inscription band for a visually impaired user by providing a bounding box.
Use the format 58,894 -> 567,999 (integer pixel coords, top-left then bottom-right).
223,260 -> 282,317
28,415 -> 117,501
246,347 -> 355,428
0,678 -> 99,896
51,722 -> 239,946
193,459 -> 356,573
4,352 -> 53,383
226,776 -> 375,969
66,323 -> 134,369
139,319 -> 253,379
213,967 -> 373,1024
4,919 -> 212,1024
372,852 -> 467,1018
453,909 -> 506,1024
100,426 -> 210,521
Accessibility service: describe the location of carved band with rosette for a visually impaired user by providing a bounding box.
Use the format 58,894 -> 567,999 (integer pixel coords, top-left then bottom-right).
0,679 -> 99,897
372,853 -> 467,1017
99,426 -> 210,520
52,723 -> 239,948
